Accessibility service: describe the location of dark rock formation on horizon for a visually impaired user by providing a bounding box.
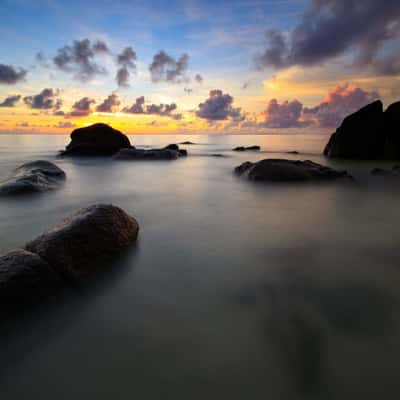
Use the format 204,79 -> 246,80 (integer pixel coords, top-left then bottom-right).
114,144 -> 187,160
324,100 -> 400,160
62,123 -> 131,156
0,160 -> 66,196
233,145 -> 260,152
179,141 -> 195,145
235,159 -> 352,182
25,204 -> 139,280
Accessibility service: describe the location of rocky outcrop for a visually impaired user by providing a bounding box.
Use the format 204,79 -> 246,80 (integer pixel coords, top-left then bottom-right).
0,250 -> 62,308
0,160 -> 66,196
114,144 -> 187,160
324,100 -> 400,160
62,123 -> 131,156
235,159 -> 352,182
179,141 -> 195,145
233,146 -> 260,152
1,204 -> 139,315
25,204 -> 139,280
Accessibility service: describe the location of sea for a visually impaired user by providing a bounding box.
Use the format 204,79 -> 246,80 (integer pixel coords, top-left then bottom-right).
1,133 -> 400,399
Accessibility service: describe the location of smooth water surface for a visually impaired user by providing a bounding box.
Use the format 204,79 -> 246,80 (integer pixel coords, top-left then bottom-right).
1,134 -> 400,399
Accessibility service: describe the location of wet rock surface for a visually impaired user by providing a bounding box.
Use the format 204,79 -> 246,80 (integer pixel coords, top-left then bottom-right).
0,160 -> 66,196
235,159 -> 353,182
114,144 -> 187,160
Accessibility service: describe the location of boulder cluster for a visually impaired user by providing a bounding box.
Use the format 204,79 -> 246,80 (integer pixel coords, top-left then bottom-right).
324,100 -> 400,160
0,204 -> 139,314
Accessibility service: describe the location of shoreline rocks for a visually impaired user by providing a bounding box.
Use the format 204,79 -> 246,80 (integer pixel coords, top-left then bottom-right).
62,123 -> 131,156
324,100 -> 400,160
235,159 -> 353,182
1,204 -> 139,314
0,160 -> 66,196
233,145 -> 260,152
114,144 -> 187,160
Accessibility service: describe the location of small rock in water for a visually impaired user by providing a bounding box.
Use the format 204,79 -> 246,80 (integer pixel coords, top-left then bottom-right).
114,144 -> 187,160
0,160 -> 66,196
235,159 -> 353,182
233,146 -> 260,152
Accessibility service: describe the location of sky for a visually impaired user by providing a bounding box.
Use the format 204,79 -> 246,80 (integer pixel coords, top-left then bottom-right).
0,0 -> 399,134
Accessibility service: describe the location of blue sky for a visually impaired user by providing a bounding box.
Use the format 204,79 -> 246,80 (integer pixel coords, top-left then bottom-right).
0,0 -> 399,133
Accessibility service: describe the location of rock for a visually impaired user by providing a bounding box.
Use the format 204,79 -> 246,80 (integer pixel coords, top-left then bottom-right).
287,151 -> 299,155
0,249 -> 62,308
384,101 -> 400,160
235,159 -> 353,182
233,146 -> 260,152
62,123 -> 131,156
0,160 -> 66,196
371,166 -> 400,177
179,141 -> 195,145
114,144 -> 187,160
324,100 -> 400,160
25,204 -> 139,279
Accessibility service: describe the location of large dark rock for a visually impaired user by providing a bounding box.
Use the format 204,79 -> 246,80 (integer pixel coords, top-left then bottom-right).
62,123 -> 131,156
0,160 -> 66,196
233,145 -> 260,152
0,249 -> 62,308
114,144 -> 187,160
324,100 -> 400,160
235,159 -> 352,182
383,101 -> 400,160
25,204 -> 139,279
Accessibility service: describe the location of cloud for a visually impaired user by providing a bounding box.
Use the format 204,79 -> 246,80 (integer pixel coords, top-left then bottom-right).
255,0 -> 400,75
149,51 -> 189,83
0,64 -> 27,84
303,84 -> 379,127
70,97 -> 96,117
260,99 -> 309,128
196,89 -> 242,121
0,94 -> 21,107
23,88 -> 61,110
184,87 -> 193,94
123,96 -> 181,119
194,73 -> 203,83
53,39 -> 109,81
116,46 -> 137,87
54,121 -> 76,129
96,93 -> 120,113
123,96 -> 145,114
259,83 -> 379,129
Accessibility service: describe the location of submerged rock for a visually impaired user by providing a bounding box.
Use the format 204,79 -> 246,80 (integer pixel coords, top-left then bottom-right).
0,160 -> 66,196
0,249 -> 62,307
62,123 -> 131,156
235,159 -> 352,182
25,204 -> 139,279
287,151 -> 300,155
114,144 -> 187,160
371,166 -> 400,177
233,145 -> 260,152
324,100 -> 400,160
179,141 -> 195,145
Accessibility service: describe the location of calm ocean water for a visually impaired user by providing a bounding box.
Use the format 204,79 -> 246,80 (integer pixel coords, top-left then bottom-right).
1,134 -> 400,399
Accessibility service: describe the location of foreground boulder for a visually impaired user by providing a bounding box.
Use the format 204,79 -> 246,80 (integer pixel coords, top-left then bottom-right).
25,204 -> 139,279
0,160 -> 66,196
233,145 -> 260,152
114,144 -> 187,160
62,123 -> 131,156
324,100 -> 400,160
0,250 -> 62,308
235,159 -> 352,182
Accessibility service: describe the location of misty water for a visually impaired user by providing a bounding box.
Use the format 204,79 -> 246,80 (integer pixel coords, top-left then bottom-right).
1,134 -> 400,399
